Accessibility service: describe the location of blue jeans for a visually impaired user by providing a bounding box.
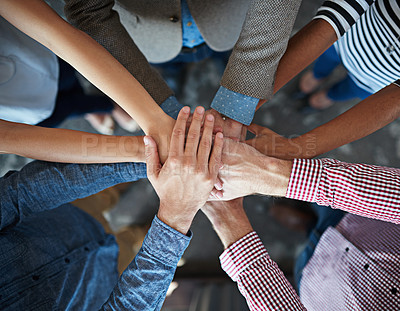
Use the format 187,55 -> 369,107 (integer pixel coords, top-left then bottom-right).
152,44 -> 230,94
313,46 -> 372,101
294,204 -> 345,290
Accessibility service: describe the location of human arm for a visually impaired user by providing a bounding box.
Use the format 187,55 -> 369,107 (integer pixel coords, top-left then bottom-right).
247,83 -> 400,159
101,106 -> 224,309
0,119 -> 145,163
63,0 -> 173,107
0,0 -> 175,157
0,96 -> 183,164
101,215 -> 191,311
202,199 -> 306,310
215,140 -> 400,223
210,19 -> 336,132
210,0 -> 301,126
0,161 -> 146,231
258,0 -> 373,108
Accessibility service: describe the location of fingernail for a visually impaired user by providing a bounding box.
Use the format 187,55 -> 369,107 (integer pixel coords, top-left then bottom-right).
143,136 -> 149,145
196,106 -> 205,114
182,106 -> 190,114
206,114 -> 214,121
216,191 -> 223,199
215,181 -> 223,190
216,132 -> 223,139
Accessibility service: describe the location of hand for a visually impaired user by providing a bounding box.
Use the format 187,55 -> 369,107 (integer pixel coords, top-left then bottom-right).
205,109 -> 244,141
205,108 -> 225,134
202,199 -> 253,249
245,124 -> 305,160
144,106 -> 224,234
213,138 -> 293,201
147,115 -> 176,164
224,118 -> 244,141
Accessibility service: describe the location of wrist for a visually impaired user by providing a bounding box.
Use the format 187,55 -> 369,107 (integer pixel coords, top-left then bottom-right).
203,200 -> 253,249
212,213 -> 253,249
292,135 -> 318,158
255,156 -> 293,197
157,202 -> 196,235
123,136 -> 145,162
145,113 -> 175,136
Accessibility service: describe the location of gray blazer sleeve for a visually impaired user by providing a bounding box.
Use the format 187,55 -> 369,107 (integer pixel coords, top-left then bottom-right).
221,0 -> 302,100
63,0 -> 173,105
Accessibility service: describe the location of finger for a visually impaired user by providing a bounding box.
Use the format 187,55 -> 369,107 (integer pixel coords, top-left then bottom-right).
213,115 -> 224,134
185,106 -> 204,156
214,177 -> 223,191
197,113 -> 215,169
247,123 -> 264,135
209,188 -> 223,200
240,125 -> 247,142
186,113 -> 193,132
144,136 -> 161,180
169,106 -> 190,157
214,189 -> 223,200
209,132 -> 224,180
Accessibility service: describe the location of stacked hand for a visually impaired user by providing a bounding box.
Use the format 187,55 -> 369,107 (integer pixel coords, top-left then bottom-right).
144,106 -> 224,234
145,106 -> 294,237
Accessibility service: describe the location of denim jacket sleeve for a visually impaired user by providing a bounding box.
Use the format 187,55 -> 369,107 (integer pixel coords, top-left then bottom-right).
0,161 -> 146,231
101,216 -> 191,311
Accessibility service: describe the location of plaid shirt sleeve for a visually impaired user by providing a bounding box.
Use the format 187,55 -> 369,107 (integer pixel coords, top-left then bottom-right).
286,158 -> 400,224
220,232 -> 306,310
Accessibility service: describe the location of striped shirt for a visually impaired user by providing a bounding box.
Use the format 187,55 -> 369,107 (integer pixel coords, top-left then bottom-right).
314,0 -> 400,93
220,158 -> 400,310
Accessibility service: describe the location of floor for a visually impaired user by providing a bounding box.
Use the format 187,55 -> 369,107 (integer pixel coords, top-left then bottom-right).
2,0 -> 400,309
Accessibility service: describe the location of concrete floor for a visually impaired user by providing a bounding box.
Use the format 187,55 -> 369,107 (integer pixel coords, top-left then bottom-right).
2,0 -> 400,309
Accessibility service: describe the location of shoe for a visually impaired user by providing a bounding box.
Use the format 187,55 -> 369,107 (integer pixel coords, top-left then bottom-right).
84,113 -> 114,135
269,198 -> 317,234
112,106 -> 141,133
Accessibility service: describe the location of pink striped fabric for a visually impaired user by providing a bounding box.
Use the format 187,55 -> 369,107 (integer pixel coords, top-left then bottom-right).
286,158 -> 400,224
301,214 -> 400,310
220,232 -> 306,310
219,158 -> 400,310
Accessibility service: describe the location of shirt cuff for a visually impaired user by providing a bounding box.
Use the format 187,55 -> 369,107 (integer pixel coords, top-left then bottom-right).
286,158 -> 323,202
220,231 -> 269,282
160,96 -> 184,120
211,86 -> 259,126
142,216 -> 192,267
393,79 -> 400,88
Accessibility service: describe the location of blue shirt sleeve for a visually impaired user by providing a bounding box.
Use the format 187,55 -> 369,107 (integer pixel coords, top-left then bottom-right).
0,161 -> 146,231
101,215 -> 191,311
160,96 -> 184,120
211,86 -> 259,125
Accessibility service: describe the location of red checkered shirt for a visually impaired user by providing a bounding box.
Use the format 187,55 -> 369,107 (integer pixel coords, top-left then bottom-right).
220,158 -> 400,310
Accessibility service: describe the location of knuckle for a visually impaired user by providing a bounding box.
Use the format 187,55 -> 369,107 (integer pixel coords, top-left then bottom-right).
169,157 -> 181,167
173,128 -> 185,138
201,138 -> 211,149
193,113 -> 203,121
187,130 -> 199,141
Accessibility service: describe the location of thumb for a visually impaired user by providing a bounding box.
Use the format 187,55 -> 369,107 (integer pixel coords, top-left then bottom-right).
144,136 -> 161,179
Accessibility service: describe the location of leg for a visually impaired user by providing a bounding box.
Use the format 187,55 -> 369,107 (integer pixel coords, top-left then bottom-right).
312,45 -> 342,80
327,75 -> 373,101
299,45 -> 342,94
